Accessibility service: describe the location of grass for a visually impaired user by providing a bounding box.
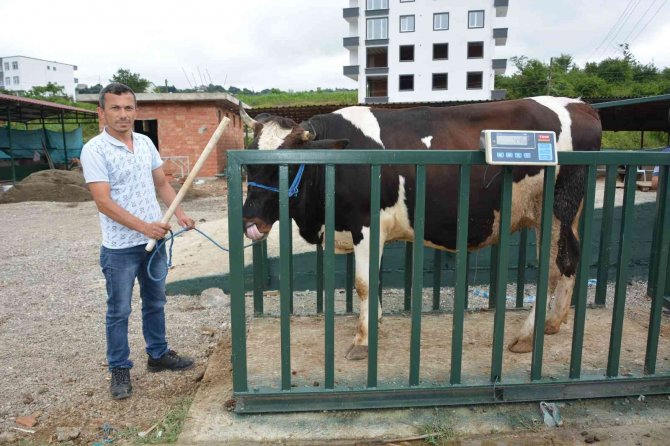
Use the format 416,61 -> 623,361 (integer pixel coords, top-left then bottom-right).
237,89 -> 356,108
115,397 -> 193,444
420,419 -> 456,445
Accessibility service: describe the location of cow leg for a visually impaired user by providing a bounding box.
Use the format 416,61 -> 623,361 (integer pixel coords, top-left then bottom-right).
509,208 -> 580,352
345,227 -> 384,360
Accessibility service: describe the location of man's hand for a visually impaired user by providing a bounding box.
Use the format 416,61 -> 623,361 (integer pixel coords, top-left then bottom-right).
176,213 -> 196,230
142,222 -> 171,239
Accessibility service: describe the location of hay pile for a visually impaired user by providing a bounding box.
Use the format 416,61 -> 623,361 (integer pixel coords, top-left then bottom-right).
0,169 -> 92,204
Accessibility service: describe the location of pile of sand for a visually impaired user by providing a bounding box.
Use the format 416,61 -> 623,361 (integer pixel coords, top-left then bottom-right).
0,169 -> 91,204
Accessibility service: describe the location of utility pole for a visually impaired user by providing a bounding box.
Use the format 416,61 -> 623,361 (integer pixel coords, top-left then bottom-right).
546,57 -> 554,95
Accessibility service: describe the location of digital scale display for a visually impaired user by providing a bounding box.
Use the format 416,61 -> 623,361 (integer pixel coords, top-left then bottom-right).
480,130 -> 558,165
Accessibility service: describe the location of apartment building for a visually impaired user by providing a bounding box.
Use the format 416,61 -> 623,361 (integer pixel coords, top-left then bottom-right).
343,0 -> 509,104
0,56 -> 78,99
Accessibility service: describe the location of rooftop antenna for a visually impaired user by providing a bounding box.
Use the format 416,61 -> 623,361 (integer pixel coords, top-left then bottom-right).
181,67 -> 193,89
205,68 -> 213,85
197,66 -> 206,86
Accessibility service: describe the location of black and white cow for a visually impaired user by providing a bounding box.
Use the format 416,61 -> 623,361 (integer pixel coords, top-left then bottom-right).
240,97 -> 602,359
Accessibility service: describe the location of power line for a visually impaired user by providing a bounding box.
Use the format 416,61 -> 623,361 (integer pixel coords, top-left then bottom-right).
594,0 -> 643,60
590,0 -> 637,57
621,0 -> 664,44
629,0 -> 670,44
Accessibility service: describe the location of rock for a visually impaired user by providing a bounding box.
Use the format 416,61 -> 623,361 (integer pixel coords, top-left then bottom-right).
199,288 -> 229,308
15,415 -> 37,428
56,427 -> 80,442
22,394 -> 33,405
0,431 -> 17,443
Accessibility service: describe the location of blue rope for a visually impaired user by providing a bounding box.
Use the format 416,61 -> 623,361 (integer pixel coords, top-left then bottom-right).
247,164 -> 305,198
147,227 -> 260,282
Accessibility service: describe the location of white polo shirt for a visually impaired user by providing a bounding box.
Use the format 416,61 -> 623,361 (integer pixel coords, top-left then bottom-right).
80,128 -> 164,249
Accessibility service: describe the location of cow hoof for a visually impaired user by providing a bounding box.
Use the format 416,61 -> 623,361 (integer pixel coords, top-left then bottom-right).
345,344 -> 368,360
544,323 -> 561,335
508,336 -> 532,353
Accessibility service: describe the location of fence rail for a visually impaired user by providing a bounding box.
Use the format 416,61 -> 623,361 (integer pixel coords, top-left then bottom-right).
227,149 -> 670,413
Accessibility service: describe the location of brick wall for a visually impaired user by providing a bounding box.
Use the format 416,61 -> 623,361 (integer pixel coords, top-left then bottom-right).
99,101 -> 244,178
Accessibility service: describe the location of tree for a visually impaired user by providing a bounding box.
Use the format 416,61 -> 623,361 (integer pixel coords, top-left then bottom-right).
25,82 -> 67,99
109,68 -> 151,93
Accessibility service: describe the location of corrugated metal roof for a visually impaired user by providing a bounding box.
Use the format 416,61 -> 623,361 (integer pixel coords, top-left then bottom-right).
0,93 -> 97,124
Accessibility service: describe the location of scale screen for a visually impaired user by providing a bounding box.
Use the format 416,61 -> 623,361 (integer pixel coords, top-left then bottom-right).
480,130 -> 558,165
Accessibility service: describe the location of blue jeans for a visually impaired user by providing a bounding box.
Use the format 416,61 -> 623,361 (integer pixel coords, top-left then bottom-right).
100,243 -> 169,370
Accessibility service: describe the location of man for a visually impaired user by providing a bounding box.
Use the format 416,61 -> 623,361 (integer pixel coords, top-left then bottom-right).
80,83 -> 195,400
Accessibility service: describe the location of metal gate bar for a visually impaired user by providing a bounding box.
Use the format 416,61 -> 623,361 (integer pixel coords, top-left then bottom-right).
595,165 -> 618,305
367,164 -> 382,388
409,165 -> 427,386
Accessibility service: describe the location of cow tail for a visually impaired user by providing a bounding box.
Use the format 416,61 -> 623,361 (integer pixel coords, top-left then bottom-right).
553,165 -> 586,277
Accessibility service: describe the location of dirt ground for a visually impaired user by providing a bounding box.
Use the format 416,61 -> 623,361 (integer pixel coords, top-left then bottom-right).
1,174 -> 669,445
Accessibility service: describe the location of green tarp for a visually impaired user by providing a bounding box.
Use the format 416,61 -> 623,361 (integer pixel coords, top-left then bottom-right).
0,127 -> 83,163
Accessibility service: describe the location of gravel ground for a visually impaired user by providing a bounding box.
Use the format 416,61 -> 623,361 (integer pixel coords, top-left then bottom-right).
0,184 -> 230,444
0,176 -> 664,444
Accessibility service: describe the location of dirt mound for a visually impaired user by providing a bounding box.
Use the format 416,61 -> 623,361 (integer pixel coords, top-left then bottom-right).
0,169 -> 91,203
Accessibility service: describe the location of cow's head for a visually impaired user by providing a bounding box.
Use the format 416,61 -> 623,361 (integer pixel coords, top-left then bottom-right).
240,106 -> 348,241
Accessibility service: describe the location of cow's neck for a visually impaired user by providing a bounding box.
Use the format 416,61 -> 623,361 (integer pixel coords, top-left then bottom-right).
289,164 -> 325,245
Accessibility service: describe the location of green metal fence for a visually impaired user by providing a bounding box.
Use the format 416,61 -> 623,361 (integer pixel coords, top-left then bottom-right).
226,150 -> 670,413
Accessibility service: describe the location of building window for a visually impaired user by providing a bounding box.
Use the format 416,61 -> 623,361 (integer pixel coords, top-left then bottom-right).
3,62 -> 9,71
467,41 -> 484,58
13,76 -> 19,84
467,72 -> 483,89
12,61 -> 18,70
433,43 -> 449,60
434,13 -> 449,30
399,74 -> 414,91
400,0 -> 414,2
53,66 -> 57,71
399,45 -> 414,62
367,47 -> 388,68
367,17 -> 388,40
366,0 -> 388,10
433,73 -> 448,90
400,15 -> 415,33
468,10 -> 484,28
5,77 -> 10,85
47,65 -> 51,70
367,77 -> 388,98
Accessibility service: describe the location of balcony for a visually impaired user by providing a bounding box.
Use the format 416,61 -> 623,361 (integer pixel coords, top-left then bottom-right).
492,58 -> 507,75
365,8 -> 389,17
365,96 -> 389,104
343,7 -> 359,22
343,36 -> 359,48
343,65 -> 360,81
494,0 -> 509,17
365,67 -> 389,75
493,28 -> 508,46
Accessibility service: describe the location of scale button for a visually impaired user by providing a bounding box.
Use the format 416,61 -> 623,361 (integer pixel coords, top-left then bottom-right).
523,153 -> 532,159
496,152 -> 504,158
505,152 -> 514,158
514,153 -> 523,159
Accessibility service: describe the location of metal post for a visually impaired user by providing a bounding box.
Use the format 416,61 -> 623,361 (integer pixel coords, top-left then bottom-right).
516,228 -> 528,308
60,110 -> 68,168
596,166 -> 617,305
252,242 -> 265,315
6,108 -> 16,184
491,167 -> 513,383
368,164 -> 382,388
324,164 -> 336,388
226,155 -> 248,392
279,165 -> 292,390
451,165 -> 470,384
607,165 -> 637,377
570,165 -> 597,379
316,244 -> 324,314
409,165 -> 426,386
432,250 -> 442,310
404,242 -> 413,311
531,166 -> 556,381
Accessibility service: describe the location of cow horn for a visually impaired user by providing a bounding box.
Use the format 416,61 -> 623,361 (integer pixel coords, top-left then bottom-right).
301,131 -> 315,141
239,103 -> 257,128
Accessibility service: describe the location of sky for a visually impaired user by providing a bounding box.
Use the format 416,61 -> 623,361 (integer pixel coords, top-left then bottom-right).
1,0 -> 669,92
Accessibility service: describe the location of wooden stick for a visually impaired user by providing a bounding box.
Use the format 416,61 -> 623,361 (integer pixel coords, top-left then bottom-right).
146,116 -> 231,252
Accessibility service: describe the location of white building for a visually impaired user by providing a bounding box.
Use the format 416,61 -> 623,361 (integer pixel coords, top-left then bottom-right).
343,0 -> 509,104
0,56 -> 78,99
